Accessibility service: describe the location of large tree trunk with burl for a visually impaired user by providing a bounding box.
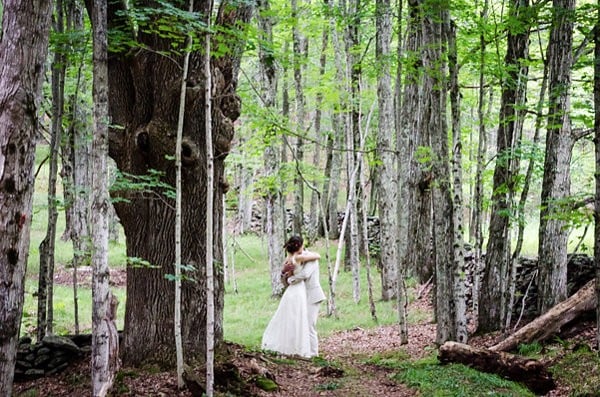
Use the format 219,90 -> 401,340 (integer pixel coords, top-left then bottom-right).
94,0 -> 253,367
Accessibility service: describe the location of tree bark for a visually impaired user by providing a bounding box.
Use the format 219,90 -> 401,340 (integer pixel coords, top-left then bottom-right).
291,0 -> 306,236
61,1 -> 91,336
0,0 -> 52,393
89,0 -> 115,394
394,0 -> 408,345
257,0 -> 286,297
85,0 -> 253,366
594,0 -> 600,351
448,19 -> 467,344
401,0 -> 433,285
479,0 -> 530,333
376,0 -> 399,302
439,341 -> 555,395
38,0 -> 67,340
490,279 -> 596,353
537,0 -> 575,314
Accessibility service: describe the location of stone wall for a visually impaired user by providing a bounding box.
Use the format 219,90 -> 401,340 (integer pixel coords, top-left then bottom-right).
14,334 -> 91,381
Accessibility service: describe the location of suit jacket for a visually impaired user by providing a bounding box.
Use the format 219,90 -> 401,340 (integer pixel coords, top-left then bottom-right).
289,256 -> 326,304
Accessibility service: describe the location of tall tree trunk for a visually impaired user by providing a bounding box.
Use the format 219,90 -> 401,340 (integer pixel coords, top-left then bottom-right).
448,18 -> 467,343
470,0 -> 489,325
257,0 -> 285,297
61,0 -> 91,336
38,0 -> 67,340
204,13 -> 216,394
512,39 -> 549,275
0,0 -> 52,392
341,0 -> 360,280
309,26 -> 329,242
89,0 -> 117,394
174,1 -> 195,387
395,0 -> 408,344
376,0 -> 398,302
325,0 -> 347,241
537,0 -> 575,314
291,0 -> 306,236
421,1 -> 456,344
479,0 -> 530,333
401,0 -> 433,285
594,0 -> 600,351
91,0 -> 253,366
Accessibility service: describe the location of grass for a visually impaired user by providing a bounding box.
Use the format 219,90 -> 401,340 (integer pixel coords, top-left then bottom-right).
222,234 -> 406,348
549,344 -> 600,396
367,353 -> 535,397
22,145 -> 598,395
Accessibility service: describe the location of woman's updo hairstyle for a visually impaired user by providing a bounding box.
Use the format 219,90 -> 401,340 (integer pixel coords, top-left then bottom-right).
284,235 -> 303,254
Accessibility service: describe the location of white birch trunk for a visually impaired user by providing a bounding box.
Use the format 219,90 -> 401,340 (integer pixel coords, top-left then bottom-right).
205,18 -> 215,396
448,19 -> 467,343
90,0 -> 117,394
174,0 -> 194,387
594,1 -> 600,351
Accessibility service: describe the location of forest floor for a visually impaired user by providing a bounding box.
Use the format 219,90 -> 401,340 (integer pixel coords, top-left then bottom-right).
13,267 -> 596,397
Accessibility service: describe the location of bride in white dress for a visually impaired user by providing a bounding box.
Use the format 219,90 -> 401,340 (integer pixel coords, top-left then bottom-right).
261,236 -> 320,358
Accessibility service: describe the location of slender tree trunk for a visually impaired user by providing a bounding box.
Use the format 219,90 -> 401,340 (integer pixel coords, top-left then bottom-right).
512,38 -> 549,272
89,0 -> 117,394
538,0 -> 575,314
394,0 -> 408,344
479,0 -> 530,333
0,0 -> 52,392
309,26 -> 329,242
325,0 -> 347,241
38,0 -> 67,340
594,0 -> 600,351
174,1 -> 195,387
205,12 -> 215,394
470,0 -> 489,325
61,0 -> 91,336
376,0 -> 398,302
291,0 -> 306,236
257,0 -> 285,296
448,19 -> 467,343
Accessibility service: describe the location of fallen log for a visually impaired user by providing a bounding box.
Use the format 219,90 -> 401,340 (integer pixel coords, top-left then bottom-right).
490,278 -> 596,353
438,341 -> 555,395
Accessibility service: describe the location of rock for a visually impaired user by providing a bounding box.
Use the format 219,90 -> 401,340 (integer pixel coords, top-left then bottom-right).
42,335 -> 81,354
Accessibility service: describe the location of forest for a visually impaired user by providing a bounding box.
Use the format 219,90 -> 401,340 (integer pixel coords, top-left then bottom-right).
1,0 -> 600,396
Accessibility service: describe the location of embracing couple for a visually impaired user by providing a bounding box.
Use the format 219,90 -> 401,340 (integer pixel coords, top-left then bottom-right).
261,235 -> 326,358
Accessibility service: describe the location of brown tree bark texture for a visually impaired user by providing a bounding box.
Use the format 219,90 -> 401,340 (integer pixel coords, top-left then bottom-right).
490,279 -> 596,353
438,341 -> 555,395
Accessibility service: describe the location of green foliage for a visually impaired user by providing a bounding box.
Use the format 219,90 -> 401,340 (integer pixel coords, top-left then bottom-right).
111,169 -> 176,203
550,345 -> 600,397
111,0 -> 208,54
389,355 -> 535,397
165,263 -> 198,282
315,381 -> 341,391
516,341 -> 543,357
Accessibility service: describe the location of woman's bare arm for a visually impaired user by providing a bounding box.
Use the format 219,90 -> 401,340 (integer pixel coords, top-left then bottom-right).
294,250 -> 320,263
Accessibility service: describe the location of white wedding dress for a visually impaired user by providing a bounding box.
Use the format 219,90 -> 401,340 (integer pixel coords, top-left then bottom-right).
261,277 -> 311,358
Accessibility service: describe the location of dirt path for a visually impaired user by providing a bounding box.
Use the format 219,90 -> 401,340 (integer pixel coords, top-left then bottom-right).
252,323 -> 437,397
